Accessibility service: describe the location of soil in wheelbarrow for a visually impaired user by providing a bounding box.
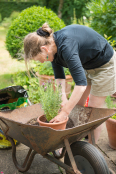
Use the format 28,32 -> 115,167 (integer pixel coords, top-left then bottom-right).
27,117 -> 39,126
27,117 -> 74,129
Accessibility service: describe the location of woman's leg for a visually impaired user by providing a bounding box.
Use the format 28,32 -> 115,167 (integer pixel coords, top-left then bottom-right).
88,94 -> 107,144
77,85 -> 91,106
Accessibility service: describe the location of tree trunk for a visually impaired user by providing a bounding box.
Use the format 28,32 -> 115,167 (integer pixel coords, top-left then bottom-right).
58,0 -> 63,18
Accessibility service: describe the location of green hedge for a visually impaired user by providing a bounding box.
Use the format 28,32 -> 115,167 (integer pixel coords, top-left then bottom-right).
6,6 -> 65,58
0,1 -> 42,21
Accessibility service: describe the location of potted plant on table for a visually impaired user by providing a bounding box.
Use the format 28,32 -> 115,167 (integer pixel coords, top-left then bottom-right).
37,80 -> 68,130
35,62 -> 73,98
105,96 -> 116,149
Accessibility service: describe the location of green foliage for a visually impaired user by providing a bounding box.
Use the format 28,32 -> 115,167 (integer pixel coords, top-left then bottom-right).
10,11 -> 20,21
27,78 -> 41,104
38,62 -> 54,76
39,81 -> 62,121
88,0 -> 116,41
6,6 -> 65,58
104,35 -> 116,50
0,17 -> 12,28
61,0 -> 90,25
71,9 -> 77,24
64,67 -> 71,75
12,71 -> 41,104
34,61 -> 71,76
0,11 -> 20,28
12,63 -> 70,106
12,71 -> 30,89
105,96 -> 116,120
0,1 -> 42,21
0,13 -> 2,23
105,96 -> 114,109
111,114 -> 116,120
44,0 -> 59,14
0,1 -> 91,25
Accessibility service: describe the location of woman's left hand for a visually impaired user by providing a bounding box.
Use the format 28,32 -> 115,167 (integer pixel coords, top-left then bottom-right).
49,110 -> 68,123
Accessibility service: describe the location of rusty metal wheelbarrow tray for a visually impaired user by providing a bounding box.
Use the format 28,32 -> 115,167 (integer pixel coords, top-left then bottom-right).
0,104 -> 116,173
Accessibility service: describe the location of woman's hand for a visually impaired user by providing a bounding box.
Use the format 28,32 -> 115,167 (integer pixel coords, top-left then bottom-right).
49,110 -> 68,123
50,94 -> 68,123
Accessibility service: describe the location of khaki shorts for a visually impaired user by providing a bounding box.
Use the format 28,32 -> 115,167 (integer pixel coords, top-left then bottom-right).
85,51 -> 116,96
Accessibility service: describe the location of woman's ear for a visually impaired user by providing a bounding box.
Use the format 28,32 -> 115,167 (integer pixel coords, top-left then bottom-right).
41,46 -> 49,53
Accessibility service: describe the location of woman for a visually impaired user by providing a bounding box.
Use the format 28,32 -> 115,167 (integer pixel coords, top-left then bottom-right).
24,23 -> 116,143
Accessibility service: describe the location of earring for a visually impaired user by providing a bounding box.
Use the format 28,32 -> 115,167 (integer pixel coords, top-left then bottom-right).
46,54 -> 48,60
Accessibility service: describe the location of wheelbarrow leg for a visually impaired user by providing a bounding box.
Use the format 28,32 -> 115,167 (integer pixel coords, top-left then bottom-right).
7,136 -> 37,173
89,130 -> 95,146
64,139 -> 82,174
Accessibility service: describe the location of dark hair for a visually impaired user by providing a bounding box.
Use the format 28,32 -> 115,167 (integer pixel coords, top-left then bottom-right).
36,27 -> 50,37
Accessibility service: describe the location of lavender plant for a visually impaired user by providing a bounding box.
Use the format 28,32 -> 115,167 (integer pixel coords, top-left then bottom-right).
39,81 -> 62,122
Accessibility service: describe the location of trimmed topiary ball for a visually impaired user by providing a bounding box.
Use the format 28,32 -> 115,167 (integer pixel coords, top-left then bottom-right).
6,6 -> 65,58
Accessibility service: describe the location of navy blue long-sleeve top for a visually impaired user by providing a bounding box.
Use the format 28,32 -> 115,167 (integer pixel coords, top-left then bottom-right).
52,25 -> 113,86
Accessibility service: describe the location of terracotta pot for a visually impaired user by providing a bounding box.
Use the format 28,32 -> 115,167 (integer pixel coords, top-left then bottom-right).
36,72 -> 73,97
37,115 -> 68,130
106,118 -> 116,149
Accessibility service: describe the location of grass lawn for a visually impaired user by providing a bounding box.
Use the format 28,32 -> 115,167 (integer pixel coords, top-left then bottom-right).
0,26 -> 26,89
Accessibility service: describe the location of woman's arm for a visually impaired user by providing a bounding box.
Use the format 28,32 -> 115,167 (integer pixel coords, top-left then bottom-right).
50,85 -> 86,123
62,85 -> 86,114
55,79 -> 68,107
51,61 -> 68,105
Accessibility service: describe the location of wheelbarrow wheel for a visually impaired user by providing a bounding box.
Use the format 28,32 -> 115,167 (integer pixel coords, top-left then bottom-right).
64,141 -> 110,174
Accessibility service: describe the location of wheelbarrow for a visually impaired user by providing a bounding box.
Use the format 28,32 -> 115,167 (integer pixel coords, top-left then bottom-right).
0,103 -> 115,174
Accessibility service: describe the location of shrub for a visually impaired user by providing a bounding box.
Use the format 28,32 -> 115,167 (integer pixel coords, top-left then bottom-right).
88,0 -> 116,41
6,6 -> 65,58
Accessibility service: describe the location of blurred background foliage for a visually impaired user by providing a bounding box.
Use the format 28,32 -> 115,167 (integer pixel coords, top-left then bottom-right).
0,0 -> 90,25
87,0 -> 116,41
1,0 -> 116,41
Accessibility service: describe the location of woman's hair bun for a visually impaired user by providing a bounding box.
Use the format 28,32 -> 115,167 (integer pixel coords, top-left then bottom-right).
42,22 -> 52,35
